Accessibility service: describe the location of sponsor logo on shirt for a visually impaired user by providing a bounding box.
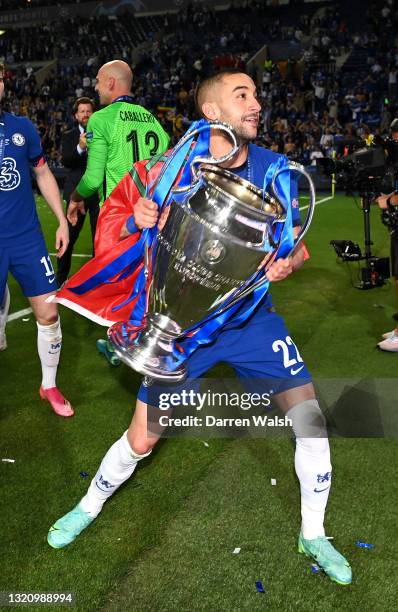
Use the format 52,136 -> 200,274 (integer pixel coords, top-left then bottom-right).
0,157 -> 21,191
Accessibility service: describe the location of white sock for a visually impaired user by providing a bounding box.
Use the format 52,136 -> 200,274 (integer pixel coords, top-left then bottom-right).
295,436 -> 331,540
79,431 -> 151,518
37,317 -> 62,389
287,400 -> 332,540
0,285 -> 10,336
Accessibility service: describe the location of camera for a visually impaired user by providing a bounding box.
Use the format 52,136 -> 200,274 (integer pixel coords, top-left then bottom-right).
318,126 -> 398,289
318,135 -> 398,194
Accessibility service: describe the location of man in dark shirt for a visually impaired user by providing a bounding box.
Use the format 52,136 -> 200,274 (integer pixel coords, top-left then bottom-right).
57,97 -> 99,287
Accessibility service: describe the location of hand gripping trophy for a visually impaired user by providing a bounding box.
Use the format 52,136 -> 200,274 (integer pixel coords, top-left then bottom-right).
108,122 -> 315,382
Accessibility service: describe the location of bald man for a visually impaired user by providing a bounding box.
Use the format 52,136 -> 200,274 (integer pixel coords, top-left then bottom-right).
68,60 -> 169,222
66,60 -> 169,365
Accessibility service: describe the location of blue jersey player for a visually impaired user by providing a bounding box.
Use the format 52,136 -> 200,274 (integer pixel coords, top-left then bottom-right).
47,71 -> 352,585
0,64 -> 73,417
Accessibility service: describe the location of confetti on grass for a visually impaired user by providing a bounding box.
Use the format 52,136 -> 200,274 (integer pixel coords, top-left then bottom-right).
2,458 -> 15,463
232,548 -> 241,554
80,471 -> 89,478
255,581 -> 265,593
356,541 -> 375,549
311,564 -> 321,574
22,318 -> 30,322
271,478 -> 277,485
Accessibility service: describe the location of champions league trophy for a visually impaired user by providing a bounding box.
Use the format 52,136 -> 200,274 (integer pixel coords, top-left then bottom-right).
108,123 -> 316,382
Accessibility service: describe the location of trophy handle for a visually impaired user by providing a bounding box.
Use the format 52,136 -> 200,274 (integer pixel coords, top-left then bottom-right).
202,161 -> 317,317
271,161 -> 316,256
172,121 -> 239,193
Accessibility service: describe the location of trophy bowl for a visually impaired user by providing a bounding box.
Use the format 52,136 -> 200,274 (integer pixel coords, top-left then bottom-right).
108,163 -> 286,382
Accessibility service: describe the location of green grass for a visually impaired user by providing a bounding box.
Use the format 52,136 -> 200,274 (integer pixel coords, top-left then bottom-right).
1,194 -> 398,611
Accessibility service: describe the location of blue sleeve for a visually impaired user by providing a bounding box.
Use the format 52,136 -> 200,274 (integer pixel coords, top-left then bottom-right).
25,119 -> 44,166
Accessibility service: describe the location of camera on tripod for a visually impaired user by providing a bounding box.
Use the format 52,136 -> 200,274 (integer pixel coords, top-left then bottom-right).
319,134 -> 398,194
318,133 -> 397,289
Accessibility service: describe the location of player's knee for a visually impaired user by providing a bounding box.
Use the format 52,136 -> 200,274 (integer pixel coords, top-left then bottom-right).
129,437 -> 157,456
127,430 -> 158,456
286,398 -> 328,439
36,316 -> 61,336
36,314 -> 58,327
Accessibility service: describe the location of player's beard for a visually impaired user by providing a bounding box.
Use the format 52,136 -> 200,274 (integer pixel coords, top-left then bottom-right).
227,114 -> 259,145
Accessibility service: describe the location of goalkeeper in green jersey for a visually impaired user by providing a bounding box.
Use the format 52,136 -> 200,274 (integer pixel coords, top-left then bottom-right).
68,60 -> 170,223
67,60 -> 169,365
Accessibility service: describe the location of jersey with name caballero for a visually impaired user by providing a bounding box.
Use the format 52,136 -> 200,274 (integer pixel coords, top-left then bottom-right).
76,100 -> 170,205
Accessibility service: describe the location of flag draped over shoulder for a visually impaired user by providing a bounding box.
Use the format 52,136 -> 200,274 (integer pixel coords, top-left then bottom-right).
56,156 -> 165,326
56,119 -> 214,326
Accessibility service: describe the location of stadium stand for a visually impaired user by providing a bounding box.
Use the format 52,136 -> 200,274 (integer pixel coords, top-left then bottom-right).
0,0 -> 396,173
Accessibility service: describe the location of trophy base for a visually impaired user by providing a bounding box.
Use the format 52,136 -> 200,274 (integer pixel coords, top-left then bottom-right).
108,318 -> 187,383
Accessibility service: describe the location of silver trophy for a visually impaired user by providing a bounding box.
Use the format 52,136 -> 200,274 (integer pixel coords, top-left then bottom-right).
108,122 -> 315,381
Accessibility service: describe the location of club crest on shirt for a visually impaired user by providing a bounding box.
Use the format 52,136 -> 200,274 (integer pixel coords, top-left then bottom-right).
12,133 -> 25,146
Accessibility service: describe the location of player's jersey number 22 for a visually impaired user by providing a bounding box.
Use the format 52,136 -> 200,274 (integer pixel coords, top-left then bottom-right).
272,336 -> 305,376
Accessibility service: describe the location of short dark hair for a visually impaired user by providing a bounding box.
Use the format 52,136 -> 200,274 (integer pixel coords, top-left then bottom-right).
194,69 -> 251,117
73,97 -> 95,114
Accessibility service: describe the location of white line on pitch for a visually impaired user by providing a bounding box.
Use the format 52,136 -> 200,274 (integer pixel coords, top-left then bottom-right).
7,307 -> 33,322
49,253 -> 91,258
300,195 -> 333,211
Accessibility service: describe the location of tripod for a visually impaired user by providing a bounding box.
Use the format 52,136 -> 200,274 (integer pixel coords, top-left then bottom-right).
356,190 -> 387,289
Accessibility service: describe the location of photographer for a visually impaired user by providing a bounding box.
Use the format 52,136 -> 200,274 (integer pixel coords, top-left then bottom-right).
376,119 -> 398,352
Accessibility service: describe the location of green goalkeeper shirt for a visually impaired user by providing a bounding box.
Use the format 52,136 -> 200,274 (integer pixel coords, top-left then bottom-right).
76,98 -> 170,204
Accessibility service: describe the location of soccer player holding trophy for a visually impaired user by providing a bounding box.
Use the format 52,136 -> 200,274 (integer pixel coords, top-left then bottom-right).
48,71 -> 352,585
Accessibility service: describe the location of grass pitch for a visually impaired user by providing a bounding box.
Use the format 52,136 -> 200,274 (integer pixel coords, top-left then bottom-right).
1,194 -> 398,611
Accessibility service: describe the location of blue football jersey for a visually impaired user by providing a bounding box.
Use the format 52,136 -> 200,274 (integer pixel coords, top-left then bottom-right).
0,112 -> 44,245
231,144 -> 301,226
229,144 -> 302,311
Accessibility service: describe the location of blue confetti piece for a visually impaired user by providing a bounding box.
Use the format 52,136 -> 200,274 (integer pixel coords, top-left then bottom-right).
255,580 -> 265,593
80,471 -> 89,478
311,564 -> 321,574
355,541 -> 374,549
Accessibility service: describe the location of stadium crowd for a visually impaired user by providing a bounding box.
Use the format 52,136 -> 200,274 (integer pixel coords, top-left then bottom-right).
0,0 -> 397,167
